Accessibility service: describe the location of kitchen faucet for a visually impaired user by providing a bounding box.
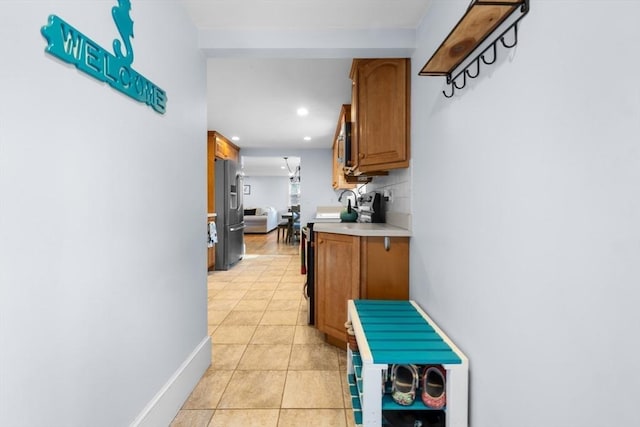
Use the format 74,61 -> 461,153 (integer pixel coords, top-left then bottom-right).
338,189 -> 359,207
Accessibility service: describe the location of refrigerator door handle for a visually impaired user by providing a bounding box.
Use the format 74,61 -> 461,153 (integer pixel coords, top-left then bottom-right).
236,173 -> 243,213
229,224 -> 246,232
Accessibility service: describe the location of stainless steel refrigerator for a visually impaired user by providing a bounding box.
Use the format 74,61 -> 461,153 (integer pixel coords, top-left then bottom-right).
215,159 -> 244,270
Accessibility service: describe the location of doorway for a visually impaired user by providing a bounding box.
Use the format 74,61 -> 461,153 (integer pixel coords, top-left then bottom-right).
241,155 -> 301,255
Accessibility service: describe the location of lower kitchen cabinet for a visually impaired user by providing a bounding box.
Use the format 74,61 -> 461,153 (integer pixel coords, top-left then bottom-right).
207,246 -> 215,271
315,232 -> 409,344
360,236 -> 409,300
315,232 -> 361,342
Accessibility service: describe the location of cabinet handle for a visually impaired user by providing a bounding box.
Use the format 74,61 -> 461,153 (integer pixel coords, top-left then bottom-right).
359,153 -> 365,159
384,236 -> 390,251
318,239 -> 324,244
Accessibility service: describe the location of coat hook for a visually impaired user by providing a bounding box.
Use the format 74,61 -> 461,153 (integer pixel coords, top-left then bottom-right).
481,43 -> 497,65
453,72 -> 466,90
465,57 -> 480,79
443,83 -> 455,98
500,23 -> 519,49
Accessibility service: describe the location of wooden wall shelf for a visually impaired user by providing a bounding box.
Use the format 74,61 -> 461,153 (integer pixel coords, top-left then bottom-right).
420,0 -> 530,97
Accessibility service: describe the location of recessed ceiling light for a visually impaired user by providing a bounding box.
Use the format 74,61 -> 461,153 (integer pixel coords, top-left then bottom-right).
303,136 -> 312,141
296,107 -> 309,116
231,136 -> 240,141
280,166 -> 286,169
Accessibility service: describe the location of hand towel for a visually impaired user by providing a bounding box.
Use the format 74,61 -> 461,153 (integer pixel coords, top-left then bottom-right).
208,221 -> 218,247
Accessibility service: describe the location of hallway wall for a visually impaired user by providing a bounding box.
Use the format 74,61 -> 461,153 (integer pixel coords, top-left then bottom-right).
0,1 -> 208,426
410,2 -> 640,426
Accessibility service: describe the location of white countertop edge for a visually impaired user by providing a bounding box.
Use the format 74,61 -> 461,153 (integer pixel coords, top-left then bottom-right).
313,222 -> 411,237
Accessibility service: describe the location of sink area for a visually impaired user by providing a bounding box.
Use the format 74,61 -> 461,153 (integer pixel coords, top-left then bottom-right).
312,205 -> 343,223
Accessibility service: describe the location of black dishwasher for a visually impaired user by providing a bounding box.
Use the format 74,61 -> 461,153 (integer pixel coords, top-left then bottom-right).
302,222 -> 315,325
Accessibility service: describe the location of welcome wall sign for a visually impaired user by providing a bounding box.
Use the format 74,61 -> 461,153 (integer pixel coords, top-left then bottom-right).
41,0 -> 167,114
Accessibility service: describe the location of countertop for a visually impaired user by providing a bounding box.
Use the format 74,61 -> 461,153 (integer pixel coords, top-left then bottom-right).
312,222 -> 411,237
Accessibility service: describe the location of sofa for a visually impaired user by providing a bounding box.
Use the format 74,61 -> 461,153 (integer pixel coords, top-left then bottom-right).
244,206 -> 279,233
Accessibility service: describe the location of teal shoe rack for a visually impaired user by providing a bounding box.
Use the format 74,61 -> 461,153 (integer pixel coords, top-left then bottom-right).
346,300 -> 469,427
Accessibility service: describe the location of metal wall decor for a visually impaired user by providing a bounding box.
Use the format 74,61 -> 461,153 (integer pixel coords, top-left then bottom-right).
41,0 -> 168,114
420,0 -> 530,98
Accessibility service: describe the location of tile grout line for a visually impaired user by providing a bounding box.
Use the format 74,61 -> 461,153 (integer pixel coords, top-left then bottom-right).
179,252 -> 354,426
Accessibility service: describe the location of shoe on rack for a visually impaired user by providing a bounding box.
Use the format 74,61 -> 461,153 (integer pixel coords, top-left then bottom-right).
421,365 -> 446,409
390,364 -> 419,406
383,410 -> 444,427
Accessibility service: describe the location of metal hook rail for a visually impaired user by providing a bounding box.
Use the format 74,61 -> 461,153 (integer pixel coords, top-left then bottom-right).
419,0 -> 530,98
443,18 -> 522,98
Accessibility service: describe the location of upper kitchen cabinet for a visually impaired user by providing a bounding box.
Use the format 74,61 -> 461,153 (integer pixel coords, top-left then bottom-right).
332,104 -> 357,190
209,130 -> 240,162
349,58 -> 410,174
207,130 -> 240,214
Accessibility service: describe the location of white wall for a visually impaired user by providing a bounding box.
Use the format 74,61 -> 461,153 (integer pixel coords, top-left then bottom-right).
243,175 -> 291,216
412,1 -> 640,426
0,1 -> 208,426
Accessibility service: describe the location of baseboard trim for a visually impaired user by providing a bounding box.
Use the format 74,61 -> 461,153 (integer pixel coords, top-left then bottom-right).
130,335 -> 211,427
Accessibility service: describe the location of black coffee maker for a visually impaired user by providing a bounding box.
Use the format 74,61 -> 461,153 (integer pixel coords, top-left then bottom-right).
357,191 -> 385,223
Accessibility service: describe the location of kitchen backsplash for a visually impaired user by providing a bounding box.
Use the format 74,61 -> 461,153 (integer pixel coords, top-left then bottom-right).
366,167 -> 411,217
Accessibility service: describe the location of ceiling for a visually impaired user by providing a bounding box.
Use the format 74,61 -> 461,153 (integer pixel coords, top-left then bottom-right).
181,0 -> 432,174
182,1 -> 432,31
206,57 -> 354,151
242,156 -> 300,178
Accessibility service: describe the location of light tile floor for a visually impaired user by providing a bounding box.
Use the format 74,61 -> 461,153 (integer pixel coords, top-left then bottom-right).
171,254 -> 355,427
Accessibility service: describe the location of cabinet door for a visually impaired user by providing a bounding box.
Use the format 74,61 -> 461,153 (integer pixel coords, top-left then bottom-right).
332,105 -> 356,190
315,232 -> 360,341
351,59 -> 410,173
332,139 -> 341,189
210,131 -> 239,161
360,237 -> 409,300
207,246 -> 215,270
207,137 -> 216,214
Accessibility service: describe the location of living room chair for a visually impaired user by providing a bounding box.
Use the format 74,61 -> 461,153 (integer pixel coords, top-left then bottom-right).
277,220 -> 289,242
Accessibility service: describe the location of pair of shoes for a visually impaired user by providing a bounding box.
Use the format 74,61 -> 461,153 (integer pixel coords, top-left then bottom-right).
421,365 -> 446,409
390,364 -> 420,406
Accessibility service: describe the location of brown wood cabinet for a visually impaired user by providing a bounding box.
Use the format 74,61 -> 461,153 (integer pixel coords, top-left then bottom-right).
209,130 -> 240,162
332,105 -> 356,190
207,130 -> 240,214
349,58 -> 410,174
360,236 -> 410,300
315,232 -> 410,344
316,233 -> 361,342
